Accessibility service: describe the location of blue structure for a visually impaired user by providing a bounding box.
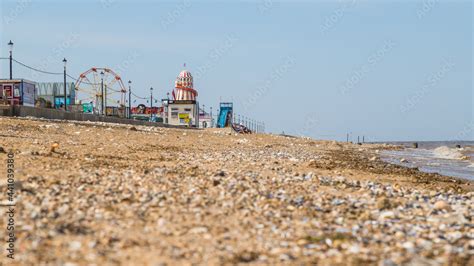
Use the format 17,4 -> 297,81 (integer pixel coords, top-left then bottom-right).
217,102 -> 233,128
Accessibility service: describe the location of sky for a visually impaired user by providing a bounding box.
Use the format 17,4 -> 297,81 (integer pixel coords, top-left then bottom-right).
0,0 -> 472,141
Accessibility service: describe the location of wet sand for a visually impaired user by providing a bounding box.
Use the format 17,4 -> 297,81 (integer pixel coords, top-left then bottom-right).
0,117 -> 472,265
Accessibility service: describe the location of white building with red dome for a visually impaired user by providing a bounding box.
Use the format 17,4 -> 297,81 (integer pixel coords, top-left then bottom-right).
164,67 -> 200,127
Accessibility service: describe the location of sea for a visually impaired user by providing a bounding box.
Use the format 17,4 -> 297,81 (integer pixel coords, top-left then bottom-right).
377,141 -> 474,180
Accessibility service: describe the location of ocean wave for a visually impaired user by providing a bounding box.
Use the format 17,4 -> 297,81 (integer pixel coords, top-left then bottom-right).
432,146 -> 464,160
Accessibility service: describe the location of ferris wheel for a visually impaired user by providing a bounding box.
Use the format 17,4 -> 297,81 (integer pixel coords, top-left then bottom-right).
74,67 -> 127,112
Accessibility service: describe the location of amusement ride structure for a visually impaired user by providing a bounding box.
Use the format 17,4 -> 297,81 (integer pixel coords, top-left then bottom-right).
172,69 -> 198,101
74,67 -> 127,113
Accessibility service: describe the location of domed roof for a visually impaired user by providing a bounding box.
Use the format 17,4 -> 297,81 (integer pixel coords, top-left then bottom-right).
175,69 -> 194,89
178,70 -> 193,78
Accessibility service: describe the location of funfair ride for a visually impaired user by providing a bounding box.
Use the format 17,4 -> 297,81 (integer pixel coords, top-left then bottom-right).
74,67 -> 127,113
172,69 -> 198,101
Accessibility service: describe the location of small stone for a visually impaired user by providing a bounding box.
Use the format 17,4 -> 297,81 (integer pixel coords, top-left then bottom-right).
57,205 -> 69,215
292,196 -> 305,206
236,251 -> 259,263
395,231 -> 404,238
297,239 -> 308,245
304,172 -> 313,180
69,241 -> 82,251
379,211 -> 395,221
50,142 -> 60,152
376,197 -> 391,210
433,200 -> 451,211
402,241 -> 415,252
279,253 -> 294,261
188,226 -> 208,234
348,245 -> 361,254
382,259 -> 397,266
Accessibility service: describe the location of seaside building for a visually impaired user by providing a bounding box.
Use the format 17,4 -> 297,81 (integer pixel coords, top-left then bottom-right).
0,79 -> 36,106
164,68 -> 199,127
199,108 -> 212,128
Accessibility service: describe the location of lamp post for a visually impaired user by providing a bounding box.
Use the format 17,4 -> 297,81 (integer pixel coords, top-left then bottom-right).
210,106 -> 213,127
166,92 -> 170,124
150,87 -> 153,120
104,84 -> 108,116
128,80 -> 131,119
62,58 -> 67,111
8,40 -> 13,79
100,71 -> 105,115
202,104 -> 206,128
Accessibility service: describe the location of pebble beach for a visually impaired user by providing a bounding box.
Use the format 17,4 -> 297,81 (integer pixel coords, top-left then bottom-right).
0,117 -> 472,265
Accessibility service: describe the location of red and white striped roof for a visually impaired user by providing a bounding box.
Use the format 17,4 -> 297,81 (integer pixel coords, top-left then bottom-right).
175,69 -> 194,89
173,69 -> 197,101
178,70 -> 192,78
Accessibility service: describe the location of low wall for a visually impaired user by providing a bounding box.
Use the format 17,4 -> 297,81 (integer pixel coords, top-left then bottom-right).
1,105 -> 184,128
0,105 -> 12,116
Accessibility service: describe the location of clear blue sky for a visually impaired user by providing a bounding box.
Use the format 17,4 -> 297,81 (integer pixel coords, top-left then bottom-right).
1,0 -> 472,141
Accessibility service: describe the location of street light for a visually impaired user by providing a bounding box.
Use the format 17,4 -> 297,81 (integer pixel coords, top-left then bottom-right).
210,106 -> 213,127
100,71 -> 105,115
165,92 -> 170,124
63,58 -> 67,111
128,80 -> 131,119
8,40 -> 13,79
150,87 -> 153,119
